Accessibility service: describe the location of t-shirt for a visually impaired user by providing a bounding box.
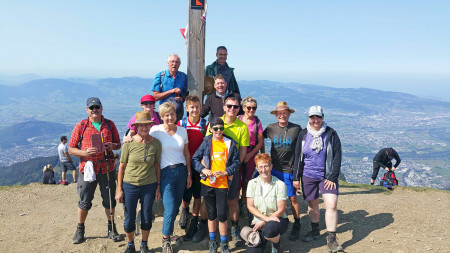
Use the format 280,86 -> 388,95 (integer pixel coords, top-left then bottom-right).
150,124 -> 188,169
120,138 -> 162,186
58,143 -> 69,162
207,116 -> 249,149
92,121 -> 101,132
151,70 -> 188,104
127,111 -> 162,132
177,117 -> 205,158
303,132 -> 327,180
237,115 -> 263,146
263,122 -> 301,174
201,137 -> 229,188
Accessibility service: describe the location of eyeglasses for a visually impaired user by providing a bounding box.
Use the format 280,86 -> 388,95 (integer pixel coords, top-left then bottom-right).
212,126 -> 225,131
226,104 -> 240,110
168,60 -> 180,64
89,105 -> 101,110
142,101 -> 155,105
246,106 -> 257,111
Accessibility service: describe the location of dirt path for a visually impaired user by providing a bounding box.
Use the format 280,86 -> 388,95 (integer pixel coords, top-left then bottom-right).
0,183 -> 448,253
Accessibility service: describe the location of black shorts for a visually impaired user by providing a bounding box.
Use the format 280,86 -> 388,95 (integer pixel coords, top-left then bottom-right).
182,170 -> 201,202
201,184 -> 228,222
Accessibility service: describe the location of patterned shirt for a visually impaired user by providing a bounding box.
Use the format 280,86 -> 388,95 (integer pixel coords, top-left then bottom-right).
69,116 -> 121,174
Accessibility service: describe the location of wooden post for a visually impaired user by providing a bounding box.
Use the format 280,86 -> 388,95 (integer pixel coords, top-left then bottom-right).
187,0 -> 206,103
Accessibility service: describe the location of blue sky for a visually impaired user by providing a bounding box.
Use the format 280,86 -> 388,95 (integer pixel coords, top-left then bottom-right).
1,1 -> 449,99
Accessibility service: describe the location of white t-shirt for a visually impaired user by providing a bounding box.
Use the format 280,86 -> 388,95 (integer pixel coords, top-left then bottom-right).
58,143 -> 69,162
150,125 -> 188,169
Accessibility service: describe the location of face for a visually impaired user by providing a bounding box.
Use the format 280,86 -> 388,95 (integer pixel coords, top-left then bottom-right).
86,105 -> 103,121
216,49 -> 228,65
256,161 -> 272,179
210,124 -> 224,139
167,56 -> 181,73
136,123 -> 153,136
185,101 -> 201,118
223,99 -> 240,117
309,115 -> 324,130
141,101 -> 155,112
243,102 -> 257,117
214,78 -> 227,95
276,110 -> 290,124
162,109 -> 177,125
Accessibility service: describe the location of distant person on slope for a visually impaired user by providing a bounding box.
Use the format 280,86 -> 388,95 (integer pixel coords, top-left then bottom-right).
58,135 -> 77,185
263,102 -> 302,241
68,97 -> 122,244
151,53 -> 188,122
205,46 -> 240,95
293,105 -> 344,253
116,111 -> 162,253
371,147 -> 401,185
42,164 -> 56,184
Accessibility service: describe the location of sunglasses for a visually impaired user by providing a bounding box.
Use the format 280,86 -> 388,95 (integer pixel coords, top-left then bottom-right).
212,126 -> 225,131
226,104 -> 240,110
89,105 -> 101,110
142,101 -> 155,105
246,106 -> 257,111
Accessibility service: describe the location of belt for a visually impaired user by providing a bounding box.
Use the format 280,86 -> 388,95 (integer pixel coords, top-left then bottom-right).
163,163 -> 185,170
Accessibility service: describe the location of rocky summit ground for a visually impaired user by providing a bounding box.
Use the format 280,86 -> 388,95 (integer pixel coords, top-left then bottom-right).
0,182 -> 448,253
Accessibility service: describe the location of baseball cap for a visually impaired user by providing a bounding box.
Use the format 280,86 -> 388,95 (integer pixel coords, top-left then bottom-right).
86,97 -> 102,107
140,94 -> 156,104
308,105 -> 323,117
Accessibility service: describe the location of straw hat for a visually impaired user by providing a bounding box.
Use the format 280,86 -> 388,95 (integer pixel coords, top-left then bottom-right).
270,101 -> 295,114
204,76 -> 215,95
131,111 -> 155,127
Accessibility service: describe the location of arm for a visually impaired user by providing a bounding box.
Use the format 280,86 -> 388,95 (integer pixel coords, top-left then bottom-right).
184,143 -> 192,188
392,150 -> 401,169
192,140 -> 207,173
199,95 -> 211,119
239,146 -> 247,163
293,130 -> 303,185
115,162 -> 126,203
225,144 -> 241,176
64,152 -> 74,163
325,131 -> 342,187
155,163 -> 161,200
105,122 -> 121,151
245,133 -> 264,162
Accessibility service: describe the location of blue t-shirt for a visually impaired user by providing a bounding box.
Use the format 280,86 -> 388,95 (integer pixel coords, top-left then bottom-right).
303,132 -> 327,179
151,70 -> 188,104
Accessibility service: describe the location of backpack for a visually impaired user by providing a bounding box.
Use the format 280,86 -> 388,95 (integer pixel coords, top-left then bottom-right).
379,171 -> 398,189
181,117 -> 207,137
77,118 -> 113,149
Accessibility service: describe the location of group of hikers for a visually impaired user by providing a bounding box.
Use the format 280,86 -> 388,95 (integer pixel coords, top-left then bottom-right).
54,47 -> 401,253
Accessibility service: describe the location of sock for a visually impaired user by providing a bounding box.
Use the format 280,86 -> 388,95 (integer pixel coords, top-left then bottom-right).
328,231 -> 336,236
128,241 -> 135,247
209,232 -> 216,241
108,220 -> 112,225
78,223 -> 85,227
231,220 -> 238,227
220,235 -> 228,242
162,237 -> 170,242
141,240 -> 147,246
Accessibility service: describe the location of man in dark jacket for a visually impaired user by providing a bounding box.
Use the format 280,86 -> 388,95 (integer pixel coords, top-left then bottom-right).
371,147 -> 401,185
205,46 -> 240,95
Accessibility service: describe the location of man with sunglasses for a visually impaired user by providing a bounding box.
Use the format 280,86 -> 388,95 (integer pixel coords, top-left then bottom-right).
68,97 -> 122,244
200,74 -> 242,122
152,53 -> 188,122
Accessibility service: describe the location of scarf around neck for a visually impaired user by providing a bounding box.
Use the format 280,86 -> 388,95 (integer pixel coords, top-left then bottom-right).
307,122 -> 327,153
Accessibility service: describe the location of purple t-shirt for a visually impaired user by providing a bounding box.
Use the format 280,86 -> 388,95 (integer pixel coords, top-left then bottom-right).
127,111 -> 161,132
303,132 -> 327,180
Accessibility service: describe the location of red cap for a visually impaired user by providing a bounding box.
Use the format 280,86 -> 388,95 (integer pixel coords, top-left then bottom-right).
140,94 -> 155,104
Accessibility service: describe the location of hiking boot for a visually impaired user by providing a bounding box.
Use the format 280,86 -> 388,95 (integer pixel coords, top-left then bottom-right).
288,221 -> 301,241
271,241 -> 281,253
139,244 -> 150,253
124,244 -> 135,253
302,229 -> 320,242
108,222 -> 121,242
178,208 -> 189,229
220,242 -> 231,253
192,220 -> 207,242
161,239 -> 173,253
72,225 -> 85,244
232,225 -> 244,247
184,218 -> 198,241
326,233 -> 344,253
209,240 -> 218,253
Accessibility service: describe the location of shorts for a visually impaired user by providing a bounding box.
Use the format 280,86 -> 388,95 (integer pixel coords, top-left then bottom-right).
301,176 -> 339,201
77,169 -> 117,210
227,174 -> 239,200
270,169 -> 297,197
61,161 -> 76,172
201,184 -> 228,222
182,170 -> 201,202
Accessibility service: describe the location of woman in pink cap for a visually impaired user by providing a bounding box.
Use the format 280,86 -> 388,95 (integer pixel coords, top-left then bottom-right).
125,94 -> 162,140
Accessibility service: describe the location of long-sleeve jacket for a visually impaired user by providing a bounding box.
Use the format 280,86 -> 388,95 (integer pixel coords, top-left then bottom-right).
205,61 -> 240,95
293,126 -> 342,183
373,148 -> 401,169
199,91 -> 242,121
192,134 -> 241,176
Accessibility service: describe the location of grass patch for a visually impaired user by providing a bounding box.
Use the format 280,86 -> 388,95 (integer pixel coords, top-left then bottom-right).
0,184 -> 26,191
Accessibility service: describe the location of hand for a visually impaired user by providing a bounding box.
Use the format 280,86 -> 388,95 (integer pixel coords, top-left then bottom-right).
265,216 -> 280,223
324,179 -> 336,190
85,147 -> 98,156
244,153 -> 253,163
104,142 -> 113,152
155,187 -> 161,201
213,171 -> 228,178
123,136 -> 133,143
186,175 -> 192,189
115,189 -> 124,203
202,169 -> 212,177
252,220 -> 266,231
172,88 -> 181,94
293,181 -> 301,190
228,175 -> 234,182
385,167 -> 390,171
392,167 -> 396,171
